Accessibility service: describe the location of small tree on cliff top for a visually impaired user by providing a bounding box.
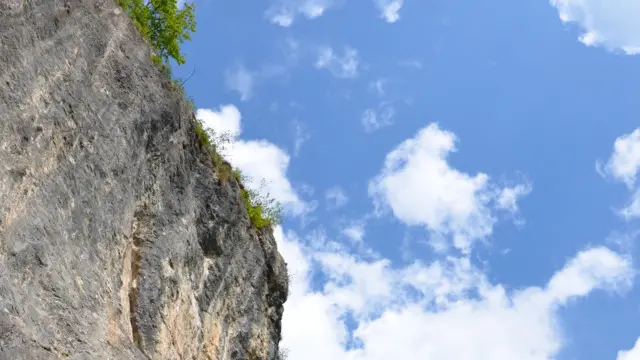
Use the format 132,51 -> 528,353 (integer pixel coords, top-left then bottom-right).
117,0 -> 196,66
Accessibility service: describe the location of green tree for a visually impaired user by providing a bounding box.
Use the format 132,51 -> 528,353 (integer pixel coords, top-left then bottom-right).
117,0 -> 196,66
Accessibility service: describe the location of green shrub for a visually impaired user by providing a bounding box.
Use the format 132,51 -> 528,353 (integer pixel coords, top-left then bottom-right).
235,172 -> 282,230
117,0 -> 196,67
240,188 -> 282,230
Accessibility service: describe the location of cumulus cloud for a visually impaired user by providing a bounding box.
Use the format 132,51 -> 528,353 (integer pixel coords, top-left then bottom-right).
314,46 -> 360,78
599,128 -> 640,219
195,106 -> 241,137
618,338 -> 640,360
224,65 -> 255,101
268,121 -> 631,360
369,123 -> 530,252
599,129 -> 640,188
197,105 -> 309,216
275,226 -> 634,360
374,0 -> 403,23
550,0 -> 640,54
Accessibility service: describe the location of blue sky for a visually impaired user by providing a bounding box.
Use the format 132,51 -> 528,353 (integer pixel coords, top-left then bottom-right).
172,0 -> 640,358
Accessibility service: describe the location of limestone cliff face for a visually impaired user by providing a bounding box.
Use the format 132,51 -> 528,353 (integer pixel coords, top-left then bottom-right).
0,1 -> 288,359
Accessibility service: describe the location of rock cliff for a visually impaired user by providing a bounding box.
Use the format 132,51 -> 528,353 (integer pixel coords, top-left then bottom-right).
0,1 -> 288,359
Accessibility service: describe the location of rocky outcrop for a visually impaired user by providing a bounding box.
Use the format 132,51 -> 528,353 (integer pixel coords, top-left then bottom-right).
0,1 -> 288,359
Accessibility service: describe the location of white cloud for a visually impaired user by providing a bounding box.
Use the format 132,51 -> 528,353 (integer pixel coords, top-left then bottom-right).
599,129 -> 640,220
224,42 -> 302,101
314,46 -> 360,78
196,106 -> 241,137
266,0 -> 335,27
275,226 -> 634,360
292,121 -> 310,157
599,129 -> 640,188
546,246 -> 633,302
618,338 -> 640,360
550,0 -> 640,54
398,59 -> 423,69
368,78 -> 386,97
374,0 -> 403,23
266,0 -> 404,26
224,65 -> 255,101
196,105 -> 309,216
361,103 -> 395,133
497,183 -> 532,215
619,189 -> 640,220
230,141 -> 308,213
325,186 -> 349,209
342,222 -> 365,243
369,123 -> 530,252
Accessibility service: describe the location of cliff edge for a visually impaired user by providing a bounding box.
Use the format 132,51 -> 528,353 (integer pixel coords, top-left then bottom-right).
0,1 -> 288,359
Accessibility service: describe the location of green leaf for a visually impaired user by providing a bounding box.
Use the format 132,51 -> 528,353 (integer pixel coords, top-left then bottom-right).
118,0 -> 196,67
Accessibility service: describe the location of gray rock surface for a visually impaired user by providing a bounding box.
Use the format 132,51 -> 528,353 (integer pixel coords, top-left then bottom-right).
0,1 -> 289,359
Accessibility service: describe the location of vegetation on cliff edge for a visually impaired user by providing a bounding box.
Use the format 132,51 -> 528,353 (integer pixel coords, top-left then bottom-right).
117,0 -> 282,230
116,0 -> 196,67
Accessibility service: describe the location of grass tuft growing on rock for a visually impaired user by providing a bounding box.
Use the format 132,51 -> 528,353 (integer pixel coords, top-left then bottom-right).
194,121 -> 210,148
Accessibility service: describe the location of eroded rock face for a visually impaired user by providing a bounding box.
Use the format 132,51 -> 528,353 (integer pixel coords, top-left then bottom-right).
0,1 -> 288,359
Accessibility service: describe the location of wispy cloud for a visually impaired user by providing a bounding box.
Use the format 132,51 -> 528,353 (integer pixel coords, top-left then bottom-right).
368,78 -> 387,97
398,59 -> 423,69
361,102 -> 395,133
342,221 -> 366,242
314,46 -> 360,78
292,120 -> 310,157
224,65 -> 256,101
266,0 -> 404,26
266,0 -> 336,27
374,0 -> 403,23
496,182 -> 532,226
224,41 -> 302,101
325,186 -> 349,209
